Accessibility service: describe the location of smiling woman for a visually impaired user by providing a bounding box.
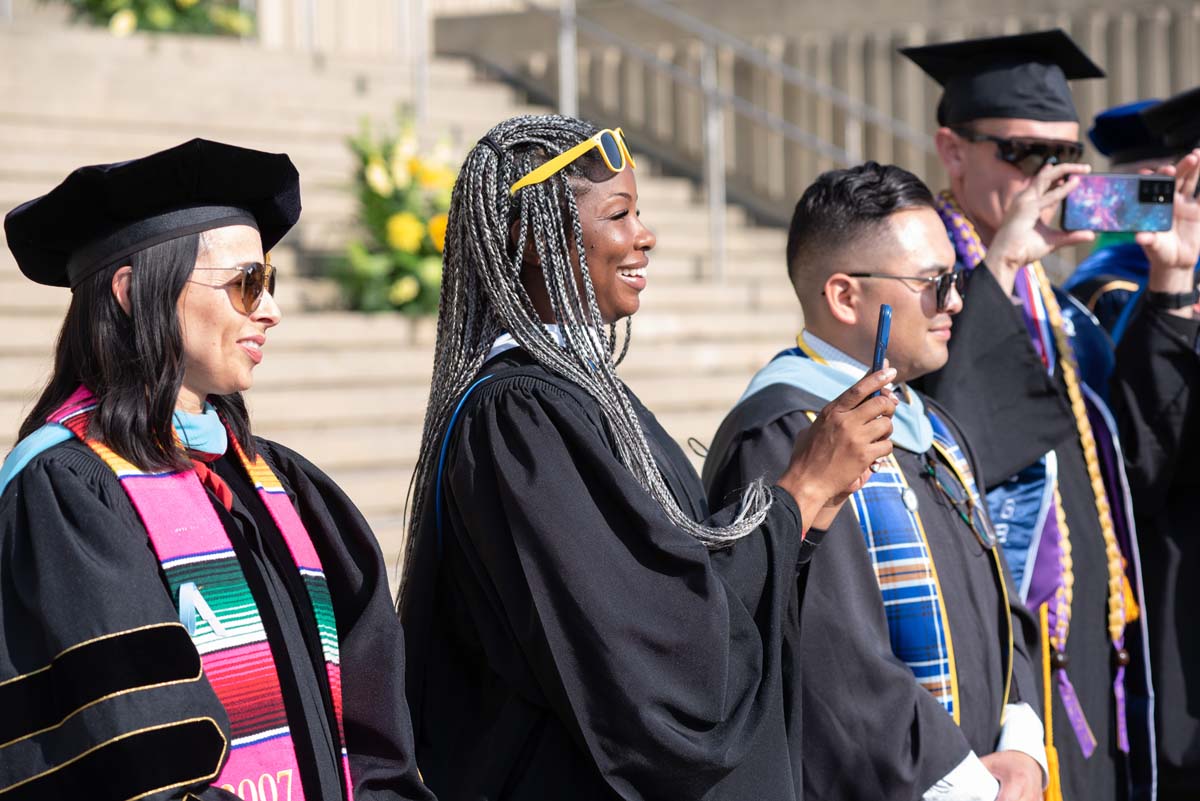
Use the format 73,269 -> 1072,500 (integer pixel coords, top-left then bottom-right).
0,140 -> 432,801
399,113 -> 899,800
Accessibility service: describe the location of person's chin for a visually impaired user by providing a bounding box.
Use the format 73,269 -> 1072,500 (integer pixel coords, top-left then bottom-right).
923,344 -> 951,374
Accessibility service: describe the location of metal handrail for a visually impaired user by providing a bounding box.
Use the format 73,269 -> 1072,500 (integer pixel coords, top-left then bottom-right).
527,0 -> 871,276
564,12 -> 855,165
619,0 -> 934,154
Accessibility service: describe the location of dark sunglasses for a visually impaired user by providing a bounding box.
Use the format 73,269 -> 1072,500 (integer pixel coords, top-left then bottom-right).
190,257 -> 276,314
845,269 -> 965,311
952,127 -> 1085,178
923,452 -> 997,549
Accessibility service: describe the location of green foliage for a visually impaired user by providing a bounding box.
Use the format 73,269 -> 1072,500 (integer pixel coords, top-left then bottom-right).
55,0 -> 255,37
332,115 -> 457,315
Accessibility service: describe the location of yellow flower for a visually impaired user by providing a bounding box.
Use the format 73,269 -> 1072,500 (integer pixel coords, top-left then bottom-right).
177,0 -> 199,8
109,8 -> 138,36
388,275 -> 421,306
386,212 -> 425,253
428,213 -> 448,252
364,158 -> 394,197
413,158 -> 457,191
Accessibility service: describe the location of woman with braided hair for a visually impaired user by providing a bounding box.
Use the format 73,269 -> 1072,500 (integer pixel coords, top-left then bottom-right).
399,113 -> 898,800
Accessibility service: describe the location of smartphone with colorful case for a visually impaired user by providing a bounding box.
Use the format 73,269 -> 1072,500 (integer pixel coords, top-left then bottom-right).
1061,174 -> 1174,232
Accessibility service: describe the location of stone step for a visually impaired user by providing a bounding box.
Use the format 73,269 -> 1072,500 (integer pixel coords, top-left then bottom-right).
0,25 -> 476,84
0,80 -> 523,124
0,52 -> 472,92
1,331 -> 790,399
0,99 -> 541,144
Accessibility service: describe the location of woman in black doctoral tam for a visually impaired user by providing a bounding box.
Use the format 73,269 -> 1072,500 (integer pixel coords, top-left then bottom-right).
398,114 -> 898,801
0,140 -> 433,801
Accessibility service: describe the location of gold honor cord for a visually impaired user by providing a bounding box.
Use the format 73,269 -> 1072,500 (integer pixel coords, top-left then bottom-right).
1040,602 -> 1064,801
1029,262 -> 1128,651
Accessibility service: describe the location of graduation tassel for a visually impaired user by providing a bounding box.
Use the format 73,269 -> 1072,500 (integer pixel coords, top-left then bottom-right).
1041,602 -> 1064,801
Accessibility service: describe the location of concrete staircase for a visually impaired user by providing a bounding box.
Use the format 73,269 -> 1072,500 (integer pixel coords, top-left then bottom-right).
0,16 -> 801,581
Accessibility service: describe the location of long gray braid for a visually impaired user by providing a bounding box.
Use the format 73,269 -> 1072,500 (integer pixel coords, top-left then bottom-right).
401,114 -> 773,585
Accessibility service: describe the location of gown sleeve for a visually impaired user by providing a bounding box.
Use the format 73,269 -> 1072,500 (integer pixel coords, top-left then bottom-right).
914,264 -> 1077,489
257,441 -> 436,801
444,374 -> 803,799
1109,303 -> 1200,510
0,444 -> 235,801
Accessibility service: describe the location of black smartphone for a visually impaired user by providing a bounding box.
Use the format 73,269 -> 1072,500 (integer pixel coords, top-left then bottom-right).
869,304 -> 892,398
1061,174 -> 1175,233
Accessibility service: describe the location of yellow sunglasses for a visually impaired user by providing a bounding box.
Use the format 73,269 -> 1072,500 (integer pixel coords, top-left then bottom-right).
509,128 -> 637,196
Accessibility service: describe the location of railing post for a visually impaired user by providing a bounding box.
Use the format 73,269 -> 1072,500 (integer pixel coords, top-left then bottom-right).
303,0 -> 317,50
701,41 -> 726,281
412,0 -> 430,134
558,0 -> 579,118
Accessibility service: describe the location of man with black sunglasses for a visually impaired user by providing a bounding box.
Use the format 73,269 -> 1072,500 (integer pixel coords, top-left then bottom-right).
902,29 -> 1156,801
705,162 -> 1046,801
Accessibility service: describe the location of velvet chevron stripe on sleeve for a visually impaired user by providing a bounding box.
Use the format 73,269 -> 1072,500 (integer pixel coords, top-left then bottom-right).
47,386 -> 354,801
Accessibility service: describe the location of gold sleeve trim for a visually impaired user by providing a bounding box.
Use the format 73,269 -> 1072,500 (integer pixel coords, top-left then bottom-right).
0,621 -> 190,689
0,716 -> 228,801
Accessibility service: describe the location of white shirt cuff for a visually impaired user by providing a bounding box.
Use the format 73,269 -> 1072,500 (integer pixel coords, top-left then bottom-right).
996,702 -> 1049,788
922,751 -> 1000,801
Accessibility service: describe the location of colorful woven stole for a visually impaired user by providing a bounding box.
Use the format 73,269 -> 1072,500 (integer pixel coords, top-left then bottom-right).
48,387 -> 354,801
847,434 -> 961,720
935,191 -> 1131,766
796,346 -> 1013,727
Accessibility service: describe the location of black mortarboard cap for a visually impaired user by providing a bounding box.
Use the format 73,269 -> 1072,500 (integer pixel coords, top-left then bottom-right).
4,138 -> 301,288
901,29 -> 1105,127
1141,86 -> 1200,153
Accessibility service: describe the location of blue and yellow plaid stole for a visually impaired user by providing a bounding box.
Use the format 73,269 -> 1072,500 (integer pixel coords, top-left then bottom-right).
846,411 -> 983,723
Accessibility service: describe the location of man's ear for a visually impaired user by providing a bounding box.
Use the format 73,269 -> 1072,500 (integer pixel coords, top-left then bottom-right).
823,273 -> 862,325
111,265 -> 134,316
934,126 -> 967,181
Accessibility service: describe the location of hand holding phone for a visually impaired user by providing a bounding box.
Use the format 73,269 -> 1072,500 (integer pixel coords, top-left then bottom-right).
869,304 -> 892,398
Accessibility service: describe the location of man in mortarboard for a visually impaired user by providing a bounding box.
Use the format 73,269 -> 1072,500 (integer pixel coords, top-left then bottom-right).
901,29 -> 1180,801
1064,90 -> 1200,345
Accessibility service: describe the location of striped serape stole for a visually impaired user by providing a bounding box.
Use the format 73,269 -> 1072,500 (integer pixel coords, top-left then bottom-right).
49,386 -> 354,801
848,455 -> 960,723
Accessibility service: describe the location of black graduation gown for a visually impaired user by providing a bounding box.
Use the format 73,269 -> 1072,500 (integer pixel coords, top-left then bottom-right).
916,264 -> 1125,801
0,437 -> 433,801
400,349 -> 814,801
703,383 -> 1041,801
1111,303 -> 1200,801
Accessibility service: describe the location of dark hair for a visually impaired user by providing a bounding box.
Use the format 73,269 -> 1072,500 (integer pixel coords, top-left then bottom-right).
786,161 -> 935,291
17,233 -> 255,471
